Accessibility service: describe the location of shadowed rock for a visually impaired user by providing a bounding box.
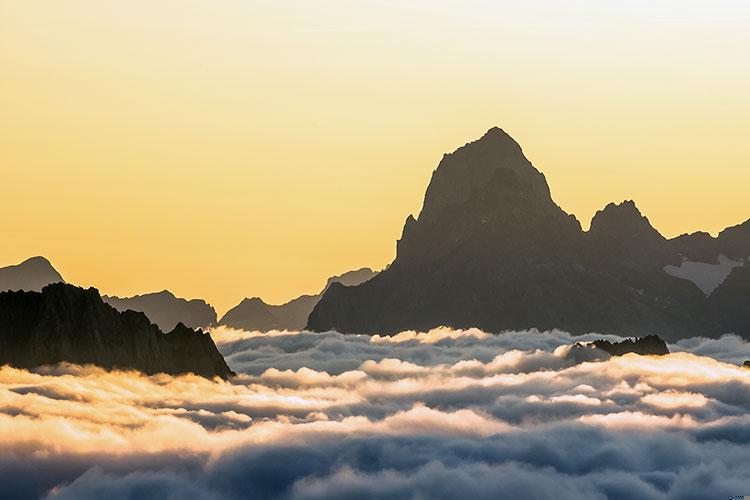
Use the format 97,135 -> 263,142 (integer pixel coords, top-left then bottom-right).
0,283 -> 233,379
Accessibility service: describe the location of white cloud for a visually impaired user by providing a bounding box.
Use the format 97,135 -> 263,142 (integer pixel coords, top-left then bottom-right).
1,326 -> 749,499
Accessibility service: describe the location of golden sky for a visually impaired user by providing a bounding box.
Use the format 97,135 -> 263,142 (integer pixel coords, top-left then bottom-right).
2,1 -> 749,313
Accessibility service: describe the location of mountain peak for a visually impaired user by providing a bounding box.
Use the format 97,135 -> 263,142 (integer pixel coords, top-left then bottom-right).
23,256 -> 53,266
0,255 -> 65,292
589,200 -> 664,244
307,129 -> 749,338
395,127 -> 581,265
477,126 -> 522,149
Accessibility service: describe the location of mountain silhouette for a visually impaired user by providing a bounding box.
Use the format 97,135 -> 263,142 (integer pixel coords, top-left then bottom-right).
0,256 -> 64,292
308,127 -> 749,340
219,267 -> 377,332
0,283 -> 233,379
103,290 -> 217,332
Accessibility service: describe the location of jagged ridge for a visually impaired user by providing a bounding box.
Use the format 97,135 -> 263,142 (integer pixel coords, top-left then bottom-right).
0,283 -> 233,379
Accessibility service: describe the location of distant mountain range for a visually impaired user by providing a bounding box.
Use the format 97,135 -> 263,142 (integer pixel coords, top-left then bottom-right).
0,256 -> 377,334
307,127 -> 750,341
0,258 -> 218,332
0,283 -> 232,378
218,267 -> 377,332
0,256 -> 64,292
103,291 -> 217,332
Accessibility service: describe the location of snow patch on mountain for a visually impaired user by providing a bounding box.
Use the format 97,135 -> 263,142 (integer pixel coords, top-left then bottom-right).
664,254 -> 744,296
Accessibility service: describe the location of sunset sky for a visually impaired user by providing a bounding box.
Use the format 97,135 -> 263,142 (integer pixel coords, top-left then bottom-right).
2,1 -> 749,313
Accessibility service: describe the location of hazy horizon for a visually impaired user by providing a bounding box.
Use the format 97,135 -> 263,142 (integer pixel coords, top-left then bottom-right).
3,1 -> 749,312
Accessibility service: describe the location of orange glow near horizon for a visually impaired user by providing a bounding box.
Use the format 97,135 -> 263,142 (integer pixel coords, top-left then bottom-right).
2,1 -> 749,312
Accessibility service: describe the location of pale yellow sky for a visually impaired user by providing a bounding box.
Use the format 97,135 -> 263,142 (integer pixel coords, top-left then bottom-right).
1,1 -> 749,313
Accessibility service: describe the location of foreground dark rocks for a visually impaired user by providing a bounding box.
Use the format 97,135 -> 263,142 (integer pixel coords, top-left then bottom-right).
0,283 -> 233,379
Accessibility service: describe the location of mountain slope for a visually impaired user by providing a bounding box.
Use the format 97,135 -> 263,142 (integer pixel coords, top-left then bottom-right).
0,256 -> 64,292
103,290 -> 217,331
308,128 -> 744,340
0,283 -> 233,378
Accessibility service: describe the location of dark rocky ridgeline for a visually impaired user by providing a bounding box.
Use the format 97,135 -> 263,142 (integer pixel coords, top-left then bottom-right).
307,127 -> 749,340
219,267 -> 377,332
667,219 -> 750,262
0,256 -> 65,292
589,335 -> 670,356
0,283 -> 233,379
103,290 -> 217,332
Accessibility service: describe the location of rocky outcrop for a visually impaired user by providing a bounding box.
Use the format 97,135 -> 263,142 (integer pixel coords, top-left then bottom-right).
0,256 -> 64,292
219,268 -> 376,332
590,335 -> 670,356
103,290 -> 217,332
308,127 -> 748,340
0,283 -> 233,379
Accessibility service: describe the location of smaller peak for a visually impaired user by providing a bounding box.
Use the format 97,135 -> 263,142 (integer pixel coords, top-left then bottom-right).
484,126 -> 506,136
166,322 -> 200,336
590,200 -> 665,243
19,256 -> 58,271
592,200 -> 646,225
24,256 -> 52,265
241,297 -> 267,305
475,126 -> 521,148
602,200 -> 641,215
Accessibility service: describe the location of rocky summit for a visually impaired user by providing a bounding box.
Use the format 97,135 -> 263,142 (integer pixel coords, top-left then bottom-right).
307,127 -> 750,341
0,283 -> 233,379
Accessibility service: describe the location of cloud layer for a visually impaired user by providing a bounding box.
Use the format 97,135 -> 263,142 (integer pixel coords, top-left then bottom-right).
1,327 -> 749,499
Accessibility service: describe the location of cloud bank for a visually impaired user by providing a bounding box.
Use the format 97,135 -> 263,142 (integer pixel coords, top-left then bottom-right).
1,327 -> 749,499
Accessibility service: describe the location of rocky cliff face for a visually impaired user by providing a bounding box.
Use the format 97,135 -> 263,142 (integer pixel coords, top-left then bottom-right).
103,290 -> 217,332
308,128 -> 748,340
0,256 -> 64,292
219,268 -> 376,332
0,283 -> 233,379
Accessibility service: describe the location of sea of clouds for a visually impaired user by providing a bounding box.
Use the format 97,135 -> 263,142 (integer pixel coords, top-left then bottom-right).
1,327 -> 750,499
